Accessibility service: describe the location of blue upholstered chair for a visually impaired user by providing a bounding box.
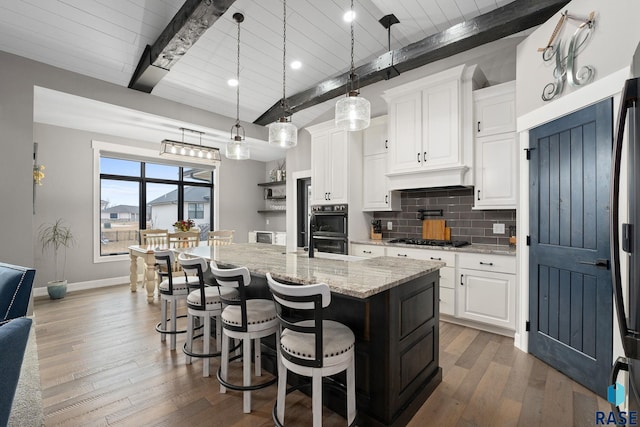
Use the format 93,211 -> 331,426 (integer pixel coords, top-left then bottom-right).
0,262 -> 36,321
0,317 -> 33,427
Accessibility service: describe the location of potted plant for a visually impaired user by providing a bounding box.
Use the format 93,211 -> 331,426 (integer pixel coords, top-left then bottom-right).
38,219 -> 74,299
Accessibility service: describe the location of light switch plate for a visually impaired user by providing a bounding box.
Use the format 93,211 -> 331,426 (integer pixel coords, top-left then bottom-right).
493,223 -> 505,234
387,221 -> 393,230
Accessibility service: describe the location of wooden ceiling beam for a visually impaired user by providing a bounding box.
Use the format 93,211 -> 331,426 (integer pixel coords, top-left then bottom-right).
253,0 -> 570,126
129,0 -> 237,93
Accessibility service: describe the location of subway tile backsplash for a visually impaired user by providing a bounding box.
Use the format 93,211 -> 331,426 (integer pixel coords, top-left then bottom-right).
373,188 -> 516,246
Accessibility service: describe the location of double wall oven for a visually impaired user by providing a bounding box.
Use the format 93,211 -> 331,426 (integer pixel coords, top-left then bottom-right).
309,204 -> 348,255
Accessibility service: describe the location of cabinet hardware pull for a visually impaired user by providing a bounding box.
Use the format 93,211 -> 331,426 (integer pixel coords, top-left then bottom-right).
460,274 -> 464,286
423,152 -> 427,162
385,140 -> 388,149
324,192 -> 328,200
477,121 -> 481,132
417,153 -> 421,163
479,261 -> 494,266
397,253 -> 408,257
477,190 -> 481,201
385,194 -> 388,204
363,250 -> 372,254
430,257 -> 442,261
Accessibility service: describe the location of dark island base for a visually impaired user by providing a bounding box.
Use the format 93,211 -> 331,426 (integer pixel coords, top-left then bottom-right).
248,270 -> 442,426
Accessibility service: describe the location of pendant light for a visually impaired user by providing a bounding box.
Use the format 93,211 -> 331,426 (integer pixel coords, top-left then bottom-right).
335,0 -> 370,131
268,0 -> 298,148
226,13 -> 250,160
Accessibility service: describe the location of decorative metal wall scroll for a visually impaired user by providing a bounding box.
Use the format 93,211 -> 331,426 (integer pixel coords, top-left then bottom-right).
539,11 -> 596,101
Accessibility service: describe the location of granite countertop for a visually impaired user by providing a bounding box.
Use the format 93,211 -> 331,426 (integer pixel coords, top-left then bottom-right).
176,243 -> 444,299
350,239 -> 517,256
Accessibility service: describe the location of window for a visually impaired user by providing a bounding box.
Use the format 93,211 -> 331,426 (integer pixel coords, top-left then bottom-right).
99,157 -> 214,256
188,203 -> 204,219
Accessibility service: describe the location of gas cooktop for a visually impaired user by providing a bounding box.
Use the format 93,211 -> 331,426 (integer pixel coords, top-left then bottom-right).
388,238 -> 470,248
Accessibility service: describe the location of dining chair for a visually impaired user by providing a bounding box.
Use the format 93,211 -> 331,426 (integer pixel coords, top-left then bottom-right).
139,229 -> 169,248
207,230 -> 235,246
168,231 -> 200,248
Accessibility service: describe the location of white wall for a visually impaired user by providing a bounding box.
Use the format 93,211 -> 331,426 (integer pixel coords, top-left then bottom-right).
516,0 -> 640,118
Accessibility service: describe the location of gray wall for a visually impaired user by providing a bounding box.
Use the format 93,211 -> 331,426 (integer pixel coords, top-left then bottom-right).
0,49 -> 267,285
31,123 -> 264,288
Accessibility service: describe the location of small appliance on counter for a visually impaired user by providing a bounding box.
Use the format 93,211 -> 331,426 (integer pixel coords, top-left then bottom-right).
370,220 -> 382,240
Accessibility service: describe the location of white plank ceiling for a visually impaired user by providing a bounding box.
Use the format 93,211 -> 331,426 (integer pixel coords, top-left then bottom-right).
1,0 -> 515,161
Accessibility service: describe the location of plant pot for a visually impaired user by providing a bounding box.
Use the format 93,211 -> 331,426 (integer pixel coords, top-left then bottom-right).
47,280 -> 67,299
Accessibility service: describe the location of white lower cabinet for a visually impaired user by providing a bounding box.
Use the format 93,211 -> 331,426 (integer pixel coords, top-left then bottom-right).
457,254 -> 516,330
350,243 -> 385,258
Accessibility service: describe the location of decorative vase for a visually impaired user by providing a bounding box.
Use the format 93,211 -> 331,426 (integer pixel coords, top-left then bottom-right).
276,169 -> 284,181
47,279 -> 68,299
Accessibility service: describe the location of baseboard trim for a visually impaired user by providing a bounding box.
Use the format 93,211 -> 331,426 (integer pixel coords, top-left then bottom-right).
441,315 -> 515,338
33,276 -> 130,297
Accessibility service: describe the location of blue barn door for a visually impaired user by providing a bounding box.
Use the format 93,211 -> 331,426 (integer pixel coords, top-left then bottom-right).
528,98 -> 613,397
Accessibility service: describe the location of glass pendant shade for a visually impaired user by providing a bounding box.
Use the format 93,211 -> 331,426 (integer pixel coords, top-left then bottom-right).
335,92 -> 371,131
269,119 -> 298,148
226,135 -> 250,160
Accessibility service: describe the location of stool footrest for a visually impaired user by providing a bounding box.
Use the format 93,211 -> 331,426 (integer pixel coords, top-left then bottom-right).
155,314 -> 188,335
216,350 -> 278,392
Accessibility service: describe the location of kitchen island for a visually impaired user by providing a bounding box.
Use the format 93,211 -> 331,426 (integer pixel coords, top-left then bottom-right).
177,243 -> 444,427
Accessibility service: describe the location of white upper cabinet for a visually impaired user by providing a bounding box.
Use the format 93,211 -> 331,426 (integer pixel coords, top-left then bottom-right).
310,127 -> 348,205
474,81 -> 516,137
307,120 -> 364,207
362,116 -> 400,211
363,116 -> 389,157
382,64 -> 486,190
473,81 -> 517,209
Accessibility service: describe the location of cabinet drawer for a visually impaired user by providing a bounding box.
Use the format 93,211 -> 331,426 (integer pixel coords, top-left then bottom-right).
458,253 -> 515,274
385,247 -> 456,267
351,244 -> 385,258
439,266 -> 455,289
440,287 -> 455,316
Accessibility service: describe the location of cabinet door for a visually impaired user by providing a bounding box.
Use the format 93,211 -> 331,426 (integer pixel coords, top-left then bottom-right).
350,243 -> 385,258
457,268 -> 516,330
474,89 -> 516,137
311,132 -> 330,205
363,153 -> 389,210
475,132 -> 517,209
363,116 -> 388,156
388,92 -> 422,173
422,79 -> 460,167
327,129 -> 348,203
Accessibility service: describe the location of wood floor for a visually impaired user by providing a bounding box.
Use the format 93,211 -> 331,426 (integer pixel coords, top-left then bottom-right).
34,285 -> 609,427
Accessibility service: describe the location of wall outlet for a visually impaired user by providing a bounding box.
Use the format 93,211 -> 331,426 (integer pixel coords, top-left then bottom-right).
493,223 -> 505,234
387,221 -> 393,230
266,219 -> 270,225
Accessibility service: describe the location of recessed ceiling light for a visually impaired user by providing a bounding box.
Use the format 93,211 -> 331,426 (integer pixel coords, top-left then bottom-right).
227,78 -> 238,87
343,10 -> 356,22
290,60 -> 302,70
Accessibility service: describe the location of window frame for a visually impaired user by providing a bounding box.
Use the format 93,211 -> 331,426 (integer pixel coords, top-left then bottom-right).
92,140 -> 220,263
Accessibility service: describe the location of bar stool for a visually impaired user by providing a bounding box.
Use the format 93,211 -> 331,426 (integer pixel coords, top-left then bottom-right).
210,264 -> 279,414
266,273 -> 356,427
178,254 -> 237,377
154,250 -> 190,350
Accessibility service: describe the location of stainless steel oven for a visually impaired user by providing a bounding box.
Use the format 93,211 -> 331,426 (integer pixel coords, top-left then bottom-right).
309,204 -> 348,255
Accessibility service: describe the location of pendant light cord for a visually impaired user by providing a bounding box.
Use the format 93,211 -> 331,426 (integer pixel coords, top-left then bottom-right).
235,17 -> 241,128
348,0 -> 358,94
281,0 -> 288,116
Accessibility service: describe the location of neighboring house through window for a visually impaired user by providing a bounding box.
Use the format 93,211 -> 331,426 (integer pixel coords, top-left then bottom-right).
99,156 -> 214,257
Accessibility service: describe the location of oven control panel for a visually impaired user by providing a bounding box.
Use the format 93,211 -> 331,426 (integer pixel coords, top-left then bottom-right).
311,204 -> 348,213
